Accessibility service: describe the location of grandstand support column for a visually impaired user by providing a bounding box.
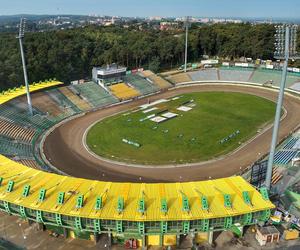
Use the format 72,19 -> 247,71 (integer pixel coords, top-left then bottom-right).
208,230 -> 213,245
265,26 -> 290,190
107,232 -> 112,249
17,18 -> 33,116
176,234 -> 181,247
142,235 -> 146,249
63,228 -> 68,238
37,223 -> 45,231
191,231 -> 196,248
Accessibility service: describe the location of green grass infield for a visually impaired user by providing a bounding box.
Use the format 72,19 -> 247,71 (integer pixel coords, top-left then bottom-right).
86,91 -> 276,165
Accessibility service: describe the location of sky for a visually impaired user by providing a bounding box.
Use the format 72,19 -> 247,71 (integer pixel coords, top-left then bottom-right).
0,0 -> 299,19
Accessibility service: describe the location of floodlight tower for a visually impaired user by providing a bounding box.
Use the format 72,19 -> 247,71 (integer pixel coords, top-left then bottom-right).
265,24 -> 299,190
184,16 -> 191,72
17,18 -> 33,116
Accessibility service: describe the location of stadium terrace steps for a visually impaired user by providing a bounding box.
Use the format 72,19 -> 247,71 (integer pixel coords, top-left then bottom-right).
19,92 -> 64,118
151,75 -> 172,89
0,80 -> 67,169
71,82 -> 118,108
140,70 -> 154,78
250,69 -> 300,87
46,88 -> 81,114
219,67 -> 254,82
167,73 -> 192,84
0,135 -> 33,158
0,102 -> 55,130
274,151 -> 298,165
290,82 -> 300,92
109,82 -> 140,100
15,159 -> 41,170
140,70 -> 172,89
248,68 -> 257,82
271,167 -> 283,185
188,69 -> 218,81
283,137 -> 300,150
123,74 -> 159,95
59,86 -> 91,111
0,118 -> 35,142
150,75 -> 172,89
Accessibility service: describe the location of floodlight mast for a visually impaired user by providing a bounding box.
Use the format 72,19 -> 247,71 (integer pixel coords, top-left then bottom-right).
184,16 -> 190,73
265,25 -> 299,190
17,18 -> 33,116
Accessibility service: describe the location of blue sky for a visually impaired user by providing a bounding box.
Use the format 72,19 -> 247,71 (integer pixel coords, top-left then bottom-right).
1,0 -> 299,19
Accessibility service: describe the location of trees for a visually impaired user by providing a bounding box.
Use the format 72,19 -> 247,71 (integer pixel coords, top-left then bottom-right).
0,23 -> 292,91
148,57 -> 160,73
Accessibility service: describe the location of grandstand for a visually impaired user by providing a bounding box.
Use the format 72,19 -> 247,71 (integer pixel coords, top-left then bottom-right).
140,70 -> 154,78
46,88 -> 82,115
123,74 -> 159,95
109,82 -> 140,100
59,86 -> 91,111
71,82 -> 118,108
20,92 -> 64,118
271,166 -> 283,185
149,74 -> 172,89
219,67 -> 254,82
0,99 -> 55,130
290,82 -> 300,92
0,81 -> 63,167
0,135 -> 33,158
163,67 -> 300,90
270,134 -> 300,166
167,72 -> 192,84
250,69 -> 300,87
140,70 -> 172,89
283,136 -> 300,150
15,159 -> 41,169
274,151 -> 298,165
189,69 -> 218,81
0,118 -> 35,142
0,154 -> 274,247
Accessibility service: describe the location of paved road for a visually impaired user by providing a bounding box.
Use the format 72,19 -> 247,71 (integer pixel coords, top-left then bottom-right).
43,84 -> 300,183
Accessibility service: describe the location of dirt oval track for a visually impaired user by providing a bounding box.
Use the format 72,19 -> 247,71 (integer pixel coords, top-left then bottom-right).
42,84 -> 300,183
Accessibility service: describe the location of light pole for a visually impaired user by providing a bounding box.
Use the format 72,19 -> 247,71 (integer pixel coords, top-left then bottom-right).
265,24 -> 299,190
17,18 -> 33,116
184,16 -> 191,73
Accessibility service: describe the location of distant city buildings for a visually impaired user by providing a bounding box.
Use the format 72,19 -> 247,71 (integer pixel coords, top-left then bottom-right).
0,14 -> 296,33
175,17 -> 243,24
149,16 -> 163,21
159,22 -> 178,31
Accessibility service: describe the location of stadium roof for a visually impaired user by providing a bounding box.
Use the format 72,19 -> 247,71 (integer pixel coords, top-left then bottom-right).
0,80 -> 63,104
0,155 -> 274,221
0,81 -> 274,221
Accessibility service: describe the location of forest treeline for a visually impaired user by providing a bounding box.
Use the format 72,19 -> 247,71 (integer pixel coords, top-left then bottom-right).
0,23 -> 299,91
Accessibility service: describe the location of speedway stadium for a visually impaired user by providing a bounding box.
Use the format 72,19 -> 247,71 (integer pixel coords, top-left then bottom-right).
0,66 -> 300,247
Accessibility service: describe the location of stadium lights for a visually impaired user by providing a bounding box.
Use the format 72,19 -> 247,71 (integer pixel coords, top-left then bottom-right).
265,25 -> 299,191
274,24 -> 299,59
17,18 -> 33,116
183,16 -> 191,73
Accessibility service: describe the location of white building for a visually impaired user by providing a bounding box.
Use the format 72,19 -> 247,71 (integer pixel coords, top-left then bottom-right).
92,64 -> 127,87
